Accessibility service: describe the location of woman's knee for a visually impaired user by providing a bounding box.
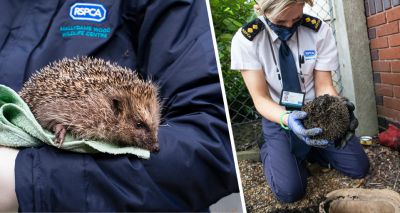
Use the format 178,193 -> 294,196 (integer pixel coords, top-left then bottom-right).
346,156 -> 370,179
265,167 -> 307,203
269,179 -> 306,203
327,137 -> 370,179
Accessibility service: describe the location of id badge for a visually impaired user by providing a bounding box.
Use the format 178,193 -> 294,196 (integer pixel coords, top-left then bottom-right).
279,90 -> 305,109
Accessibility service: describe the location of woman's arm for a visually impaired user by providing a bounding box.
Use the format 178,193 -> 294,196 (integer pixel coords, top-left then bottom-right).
241,70 -> 289,125
314,70 -> 338,97
242,69 -> 339,121
0,147 -> 18,212
241,70 -> 327,146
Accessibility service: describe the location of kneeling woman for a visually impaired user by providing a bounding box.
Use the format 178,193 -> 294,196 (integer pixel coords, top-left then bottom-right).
230,0 -> 369,203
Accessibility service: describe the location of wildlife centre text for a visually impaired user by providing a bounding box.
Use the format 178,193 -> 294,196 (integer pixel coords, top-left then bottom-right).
60,25 -> 111,39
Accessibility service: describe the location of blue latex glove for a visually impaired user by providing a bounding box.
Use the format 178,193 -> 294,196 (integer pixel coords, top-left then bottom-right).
287,111 -> 329,148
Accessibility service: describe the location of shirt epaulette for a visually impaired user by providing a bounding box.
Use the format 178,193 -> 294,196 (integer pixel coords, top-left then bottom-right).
241,18 -> 265,41
301,14 -> 322,32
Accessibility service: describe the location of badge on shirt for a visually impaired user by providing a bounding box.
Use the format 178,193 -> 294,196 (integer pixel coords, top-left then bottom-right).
60,3 -> 111,39
280,90 -> 305,109
304,50 -> 317,61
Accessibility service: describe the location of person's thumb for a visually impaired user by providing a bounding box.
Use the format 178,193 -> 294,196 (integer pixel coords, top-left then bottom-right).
303,127 -> 323,136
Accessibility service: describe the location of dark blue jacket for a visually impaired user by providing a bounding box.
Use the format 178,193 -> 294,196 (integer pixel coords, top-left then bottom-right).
0,0 -> 239,211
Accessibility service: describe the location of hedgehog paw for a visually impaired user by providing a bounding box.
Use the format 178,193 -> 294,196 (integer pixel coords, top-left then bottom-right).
53,124 -> 66,148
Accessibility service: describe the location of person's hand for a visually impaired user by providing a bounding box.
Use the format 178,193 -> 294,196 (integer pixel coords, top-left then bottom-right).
335,98 -> 359,148
287,111 -> 329,148
0,147 -> 18,212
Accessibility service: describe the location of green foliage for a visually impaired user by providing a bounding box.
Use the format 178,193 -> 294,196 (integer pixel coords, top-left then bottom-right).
210,0 -> 256,73
210,0 -> 259,122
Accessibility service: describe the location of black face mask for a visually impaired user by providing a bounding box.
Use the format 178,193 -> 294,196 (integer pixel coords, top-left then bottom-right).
265,17 -> 302,41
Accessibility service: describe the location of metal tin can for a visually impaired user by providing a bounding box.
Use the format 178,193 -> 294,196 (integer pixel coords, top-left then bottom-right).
360,136 -> 373,145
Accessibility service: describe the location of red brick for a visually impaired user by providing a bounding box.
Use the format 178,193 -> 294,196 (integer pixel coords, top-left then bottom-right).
375,83 -> 393,96
373,61 -> 391,72
379,47 -> 400,59
383,96 -> 400,111
370,37 -> 389,49
381,73 -> 400,85
367,13 -> 386,27
388,34 -> 400,47
387,6 -> 400,22
377,106 -> 400,122
392,61 -> 400,72
376,21 -> 399,37
394,86 -> 400,98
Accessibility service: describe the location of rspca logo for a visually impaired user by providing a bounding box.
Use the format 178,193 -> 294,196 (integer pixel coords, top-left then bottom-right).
69,3 -> 107,22
304,50 -> 316,60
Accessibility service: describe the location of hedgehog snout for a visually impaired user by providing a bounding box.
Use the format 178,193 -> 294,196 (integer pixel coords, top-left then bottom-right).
151,142 -> 160,152
146,135 -> 159,152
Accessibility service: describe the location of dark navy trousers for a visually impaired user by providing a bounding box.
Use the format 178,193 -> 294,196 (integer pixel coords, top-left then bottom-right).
260,118 -> 370,203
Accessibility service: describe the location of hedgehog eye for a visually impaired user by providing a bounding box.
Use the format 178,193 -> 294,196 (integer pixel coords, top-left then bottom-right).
135,122 -> 145,129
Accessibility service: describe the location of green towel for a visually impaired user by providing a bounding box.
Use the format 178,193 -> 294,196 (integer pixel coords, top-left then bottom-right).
0,85 -> 150,159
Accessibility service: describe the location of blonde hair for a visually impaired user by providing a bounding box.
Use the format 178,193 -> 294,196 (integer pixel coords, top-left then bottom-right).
254,0 -> 314,17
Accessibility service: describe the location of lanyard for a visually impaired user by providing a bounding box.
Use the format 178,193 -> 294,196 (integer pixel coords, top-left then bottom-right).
265,27 -> 306,93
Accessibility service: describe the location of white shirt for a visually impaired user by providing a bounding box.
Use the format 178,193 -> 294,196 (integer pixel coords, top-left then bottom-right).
230,16 -> 339,104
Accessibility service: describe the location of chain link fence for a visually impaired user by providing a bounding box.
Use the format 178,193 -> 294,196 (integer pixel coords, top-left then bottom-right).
305,0 -> 343,94
224,0 -> 343,150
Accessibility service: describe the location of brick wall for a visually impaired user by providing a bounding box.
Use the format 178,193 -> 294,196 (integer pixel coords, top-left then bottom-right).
365,0 -> 400,131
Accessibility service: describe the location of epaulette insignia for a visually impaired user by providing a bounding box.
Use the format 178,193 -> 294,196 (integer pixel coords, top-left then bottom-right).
241,18 -> 265,41
301,14 -> 322,32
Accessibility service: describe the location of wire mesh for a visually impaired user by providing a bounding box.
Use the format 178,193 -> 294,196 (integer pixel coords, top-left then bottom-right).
223,0 -> 343,149
305,0 -> 343,94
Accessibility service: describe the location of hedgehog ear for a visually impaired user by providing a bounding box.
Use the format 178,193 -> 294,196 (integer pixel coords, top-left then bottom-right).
112,98 -> 122,117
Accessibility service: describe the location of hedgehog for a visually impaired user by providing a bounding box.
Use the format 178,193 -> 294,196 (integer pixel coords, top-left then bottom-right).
19,57 -> 161,152
301,94 -> 350,143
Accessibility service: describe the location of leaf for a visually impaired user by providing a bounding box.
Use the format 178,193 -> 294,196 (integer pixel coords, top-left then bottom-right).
219,33 -> 233,41
227,18 -> 243,27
